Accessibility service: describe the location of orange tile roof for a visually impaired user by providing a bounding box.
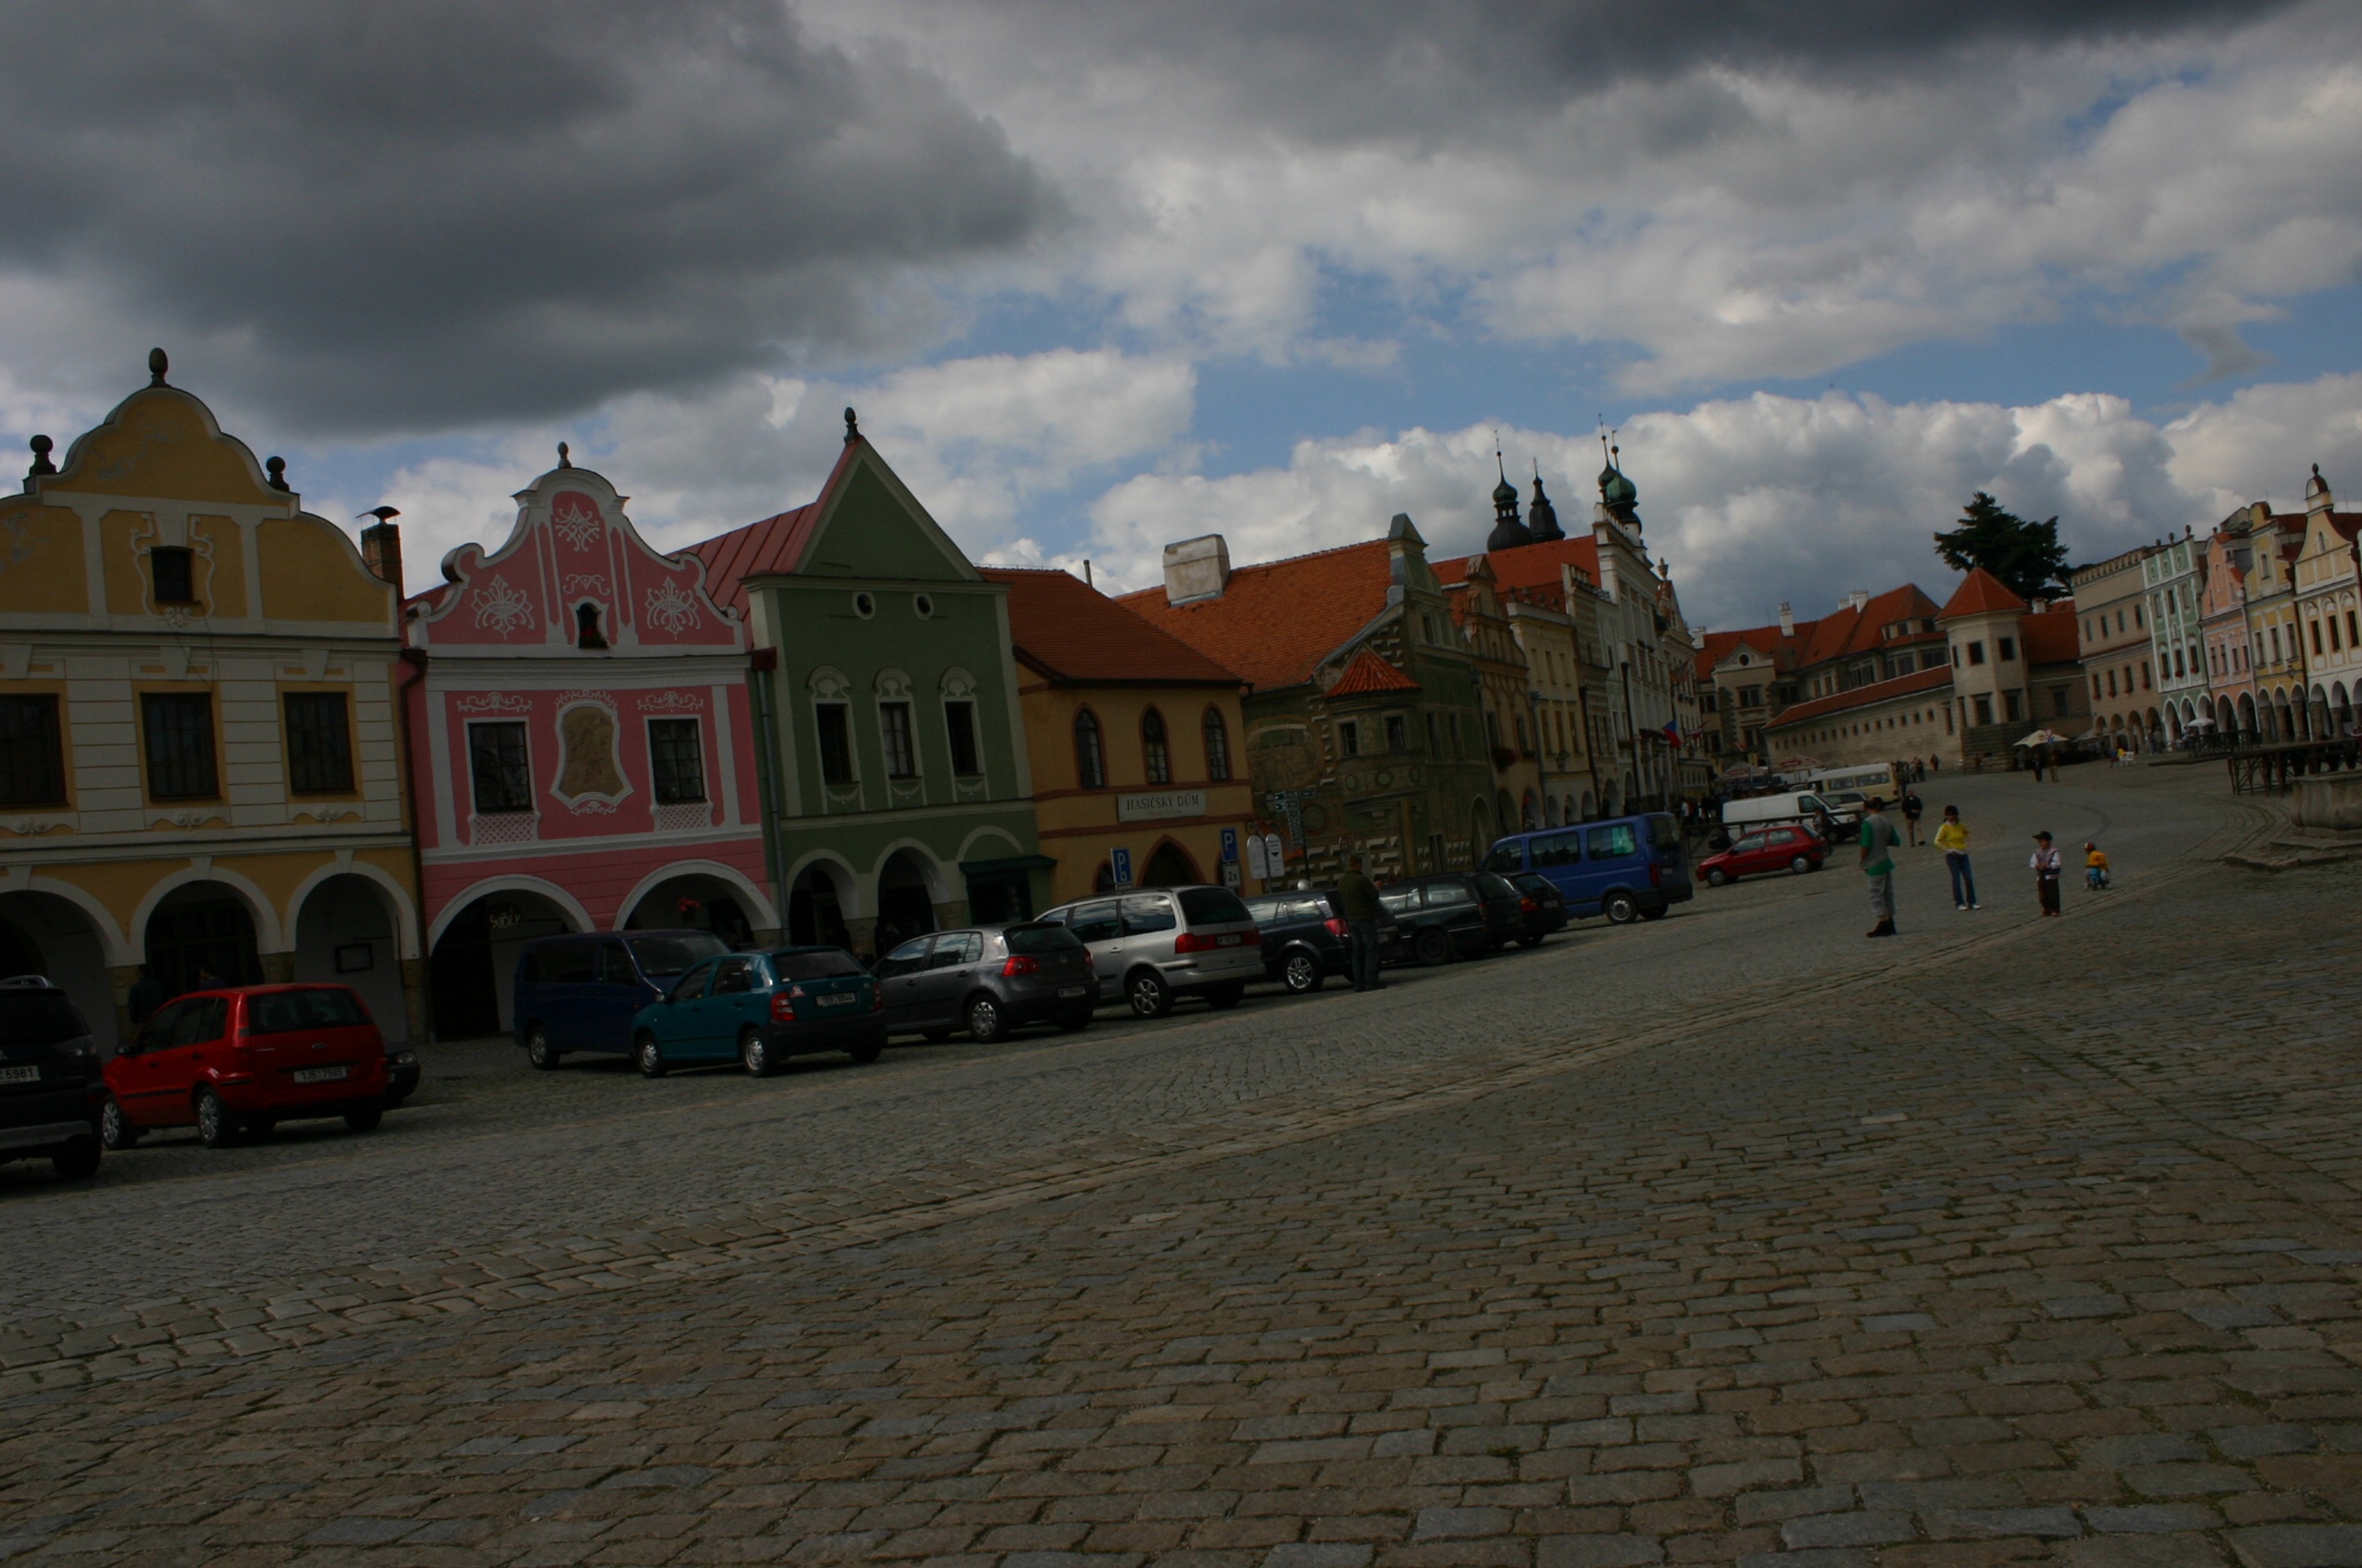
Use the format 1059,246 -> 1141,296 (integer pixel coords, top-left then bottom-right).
983,567 -> 1242,686
1116,538 -> 1396,692
1938,567 -> 2029,619
1435,536 -> 1601,594
2022,605 -> 2081,667
1326,649 -> 1420,696
1764,664 -> 1953,729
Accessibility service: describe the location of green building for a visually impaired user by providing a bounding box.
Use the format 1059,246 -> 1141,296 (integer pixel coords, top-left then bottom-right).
692,413 -> 1050,954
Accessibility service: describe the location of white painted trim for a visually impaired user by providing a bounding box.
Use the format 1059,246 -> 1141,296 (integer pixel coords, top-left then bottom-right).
709,683 -> 739,824
286,860 -> 424,962
614,859 -> 779,932
425,874 -> 593,948
868,838 -> 951,903
781,849 -> 863,918
130,863 -> 286,954
953,825 -> 1028,865
0,873 -> 135,967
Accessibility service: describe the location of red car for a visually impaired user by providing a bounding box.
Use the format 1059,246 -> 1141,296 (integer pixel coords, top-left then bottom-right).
1697,824 -> 1825,886
102,985 -> 394,1150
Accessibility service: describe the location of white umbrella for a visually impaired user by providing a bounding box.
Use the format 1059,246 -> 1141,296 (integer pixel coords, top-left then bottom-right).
2184,713 -> 2217,729
2012,728 -> 2071,747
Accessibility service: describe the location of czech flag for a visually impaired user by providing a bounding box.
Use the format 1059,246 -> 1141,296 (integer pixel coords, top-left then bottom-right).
1660,719 -> 1682,745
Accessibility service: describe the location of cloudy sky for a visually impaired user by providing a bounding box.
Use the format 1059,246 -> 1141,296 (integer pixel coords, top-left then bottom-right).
4,0 -> 2359,628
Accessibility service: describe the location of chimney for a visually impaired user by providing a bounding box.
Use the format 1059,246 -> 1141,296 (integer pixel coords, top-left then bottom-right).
1163,534 -> 1231,605
361,520 -> 403,588
1777,601 -> 1794,637
1845,589 -> 1868,612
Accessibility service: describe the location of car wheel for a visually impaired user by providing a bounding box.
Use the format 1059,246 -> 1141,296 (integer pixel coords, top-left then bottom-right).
525,1024 -> 562,1071
1282,951 -> 1322,994
343,1104 -> 383,1133
1205,983 -> 1246,1010
1127,969 -> 1173,1018
848,1031 -> 885,1064
1790,855 -> 1811,874
1602,893 -> 1639,925
1412,927 -> 1452,967
634,1032 -> 668,1079
1516,934 -> 1544,949
1057,1013 -> 1092,1034
194,1088 -> 239,1148
740,1026 -> 774,1078
99,1098 -> 139,1150
1705,867 -> 1728,887
50,1137 -> 100,1180
967,994 -> 1005,1042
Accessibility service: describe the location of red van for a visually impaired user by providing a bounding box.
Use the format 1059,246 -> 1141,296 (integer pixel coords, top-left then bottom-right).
102,985 -> 394,1150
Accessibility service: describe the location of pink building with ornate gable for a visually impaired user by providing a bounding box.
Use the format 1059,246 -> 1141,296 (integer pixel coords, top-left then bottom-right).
402,453 -> 775,1039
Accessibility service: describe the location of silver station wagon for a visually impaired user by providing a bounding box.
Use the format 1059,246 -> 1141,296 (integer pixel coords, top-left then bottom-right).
1038,885 -> 1264,1018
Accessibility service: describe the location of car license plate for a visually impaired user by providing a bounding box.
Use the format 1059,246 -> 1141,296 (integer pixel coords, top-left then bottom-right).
814,993 -> 853,1008
1058,986 -> 1088,998
292,1065 -> 348,1084
0,1065 -> 36,1085
1216,934 -> 1240,945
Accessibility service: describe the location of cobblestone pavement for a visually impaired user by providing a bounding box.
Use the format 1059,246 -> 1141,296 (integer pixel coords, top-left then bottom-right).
6,764 -> 2361,1566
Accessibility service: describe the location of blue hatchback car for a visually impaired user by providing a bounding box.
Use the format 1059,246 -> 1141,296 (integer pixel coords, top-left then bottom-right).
628,946 -> 885,1078
513,930 -> 729,1069
1481,812 -> 1694,924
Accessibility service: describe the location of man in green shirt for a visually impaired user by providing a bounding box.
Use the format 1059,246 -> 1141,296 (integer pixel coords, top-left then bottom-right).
1858,797 -> 1899,939
1336,854 -> 1384,991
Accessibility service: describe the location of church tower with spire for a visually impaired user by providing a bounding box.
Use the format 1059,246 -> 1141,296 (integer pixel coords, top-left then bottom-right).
1486,446 -> 1531,553
1527,464 -> 1564,543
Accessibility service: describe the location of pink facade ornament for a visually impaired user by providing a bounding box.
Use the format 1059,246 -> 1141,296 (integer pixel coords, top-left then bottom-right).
644,579 -> 702,635
471,577 -> 534,635
454,692 -> 531,715
637,690 -> 705,712
561,572 -> 610,597
550,495 -> 605,551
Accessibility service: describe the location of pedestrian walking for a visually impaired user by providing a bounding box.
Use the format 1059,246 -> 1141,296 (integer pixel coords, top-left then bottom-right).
126,963 -> 169,1026
1859,796 -> 1899,938
1900,786 -> 1924,846
1934,804 -> 1978,909
2030,831 -> 2064,917
1337,853 -> 1385,992
2084,841 -> 2110,890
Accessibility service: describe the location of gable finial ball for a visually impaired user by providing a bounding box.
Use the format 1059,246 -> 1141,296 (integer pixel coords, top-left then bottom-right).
265,455 -> 290,492
557,441 -> 571,468
844,406 -> 861,444
148,347 -> 168,385
27,434 -> 56,479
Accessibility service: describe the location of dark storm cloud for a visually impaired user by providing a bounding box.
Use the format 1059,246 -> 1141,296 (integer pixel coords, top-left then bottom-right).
0,0 -> 1055,432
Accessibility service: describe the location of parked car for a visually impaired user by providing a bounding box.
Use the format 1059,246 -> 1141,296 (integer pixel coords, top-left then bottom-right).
1697,824 -> 1826,886
872,923 -> 1097,1042
1241,887 -> 1403,993
1483,813 -> 1695,924
1504,872 -> 1570,945
102,984 -> 394,1149
0,976 -> 105,1178
1380,871 -> 1524,965
627,946 -> 886,1077
1039,886 -> 1264,1017
514,929 -> 731,1068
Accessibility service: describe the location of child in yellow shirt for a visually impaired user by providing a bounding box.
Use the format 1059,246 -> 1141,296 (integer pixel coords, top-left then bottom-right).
2085,841 -> 2109,890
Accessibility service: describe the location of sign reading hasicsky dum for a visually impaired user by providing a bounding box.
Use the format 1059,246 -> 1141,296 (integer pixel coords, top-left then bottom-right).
1116,789 -> 1208,823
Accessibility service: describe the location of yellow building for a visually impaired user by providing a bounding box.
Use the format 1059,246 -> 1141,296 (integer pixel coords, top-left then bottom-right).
0,351 -> 422,1046
984,568 -> 1257,904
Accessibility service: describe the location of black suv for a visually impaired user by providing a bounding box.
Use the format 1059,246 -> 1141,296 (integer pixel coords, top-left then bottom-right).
1242,887 -> 1403,993
1379,872 -> 1526,965
1505,871 -> 1570,945
0,977 -> 105,1179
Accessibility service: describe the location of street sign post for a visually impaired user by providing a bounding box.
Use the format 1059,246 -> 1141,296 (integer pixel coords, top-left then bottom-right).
1111,846 -> 1133,888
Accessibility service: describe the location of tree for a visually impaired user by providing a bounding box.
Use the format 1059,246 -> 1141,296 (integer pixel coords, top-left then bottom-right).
1932,493 -> 2073,601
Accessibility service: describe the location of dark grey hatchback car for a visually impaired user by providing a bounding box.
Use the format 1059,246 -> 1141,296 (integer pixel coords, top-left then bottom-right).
873,923 -> 1097,1043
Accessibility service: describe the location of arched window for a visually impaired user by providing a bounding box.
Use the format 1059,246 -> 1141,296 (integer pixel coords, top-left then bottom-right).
1073,708 -> 1105,790
1202,707 -> 1231,781
1142,708 -> 1171,784
576,602 -> 608,650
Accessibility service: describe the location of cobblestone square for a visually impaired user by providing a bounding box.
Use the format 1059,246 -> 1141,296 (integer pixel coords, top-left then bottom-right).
5,765 -> 2360,1567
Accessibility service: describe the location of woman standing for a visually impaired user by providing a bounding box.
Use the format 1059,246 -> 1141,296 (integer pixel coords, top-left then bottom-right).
1934,805 -> 1978,910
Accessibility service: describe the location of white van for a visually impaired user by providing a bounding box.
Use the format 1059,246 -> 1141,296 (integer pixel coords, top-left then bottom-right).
1796,763 -> 1900,799
1722,791 -> 1849,834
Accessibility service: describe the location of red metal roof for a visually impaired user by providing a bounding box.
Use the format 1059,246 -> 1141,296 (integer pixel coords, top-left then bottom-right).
687,503 -> 818,616
1325,649 -> 1421,695
1116,538 -> 1396,693
983,567 -> 1243,686
1764,664 -> 1954,729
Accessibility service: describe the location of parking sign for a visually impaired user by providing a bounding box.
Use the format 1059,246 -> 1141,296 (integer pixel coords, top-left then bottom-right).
1111,846 -> 1133,888
1220,827 -> 1239,863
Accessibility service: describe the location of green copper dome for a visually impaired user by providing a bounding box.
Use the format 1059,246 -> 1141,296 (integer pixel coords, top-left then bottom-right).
1600,464 -> 1637,507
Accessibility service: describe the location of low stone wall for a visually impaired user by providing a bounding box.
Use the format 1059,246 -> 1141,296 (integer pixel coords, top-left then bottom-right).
2293,774 -> 2362,832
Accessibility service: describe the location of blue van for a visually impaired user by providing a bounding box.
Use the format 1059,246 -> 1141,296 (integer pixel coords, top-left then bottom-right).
1481,813 -> 1694,924
513,930 -> 730,1068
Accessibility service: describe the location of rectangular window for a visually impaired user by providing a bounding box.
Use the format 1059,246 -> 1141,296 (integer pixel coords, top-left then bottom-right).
1997,636 -> 2016,662
150,546 -> 195,605
1338,719 -> 1360,757
467,721 -> 532,812
2347,610 -> 2360,648
1426,712 -> 1439,754
1449,713 -> 1462,754
648,718 -> 706,804
878,702 -> 917,778
141,693 -> 218,801
1586,823 -> 1638,860
282,692 -> 354,794
1386,714 -> 1408,753
944,701 -> 982,777
2004,690 -> 2022,722
2052,686 -> 2071,716
2139,663 -> 2150,690
816,704 -> 853,784
1972,694 -> 1993,726
0,695 -> 66,808
2313,619 -> 2327,656
1967,642 -> 1985,665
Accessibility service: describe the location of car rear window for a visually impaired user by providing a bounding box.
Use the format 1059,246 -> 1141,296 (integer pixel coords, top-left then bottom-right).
1480,842 -> 1523,872
770,949 -> 866,980
629,933 -> 728,977
0,990 -> 89,1046
1005,923 -> 1083,955
247,989 -> 369,1034
1476,874 -> 1520,900
1648,814 -> 1679,845
1176,887 -> 1250,926
1243,897 -> 1281,923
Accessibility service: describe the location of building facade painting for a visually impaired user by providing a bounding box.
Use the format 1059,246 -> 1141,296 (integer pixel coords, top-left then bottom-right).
2290,467 -> 2361,738
404,454 -> 772,1039
0,353 -> 423,1046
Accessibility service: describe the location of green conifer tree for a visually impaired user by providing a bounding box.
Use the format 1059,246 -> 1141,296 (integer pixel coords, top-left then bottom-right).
1932,493 -> 2073,600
